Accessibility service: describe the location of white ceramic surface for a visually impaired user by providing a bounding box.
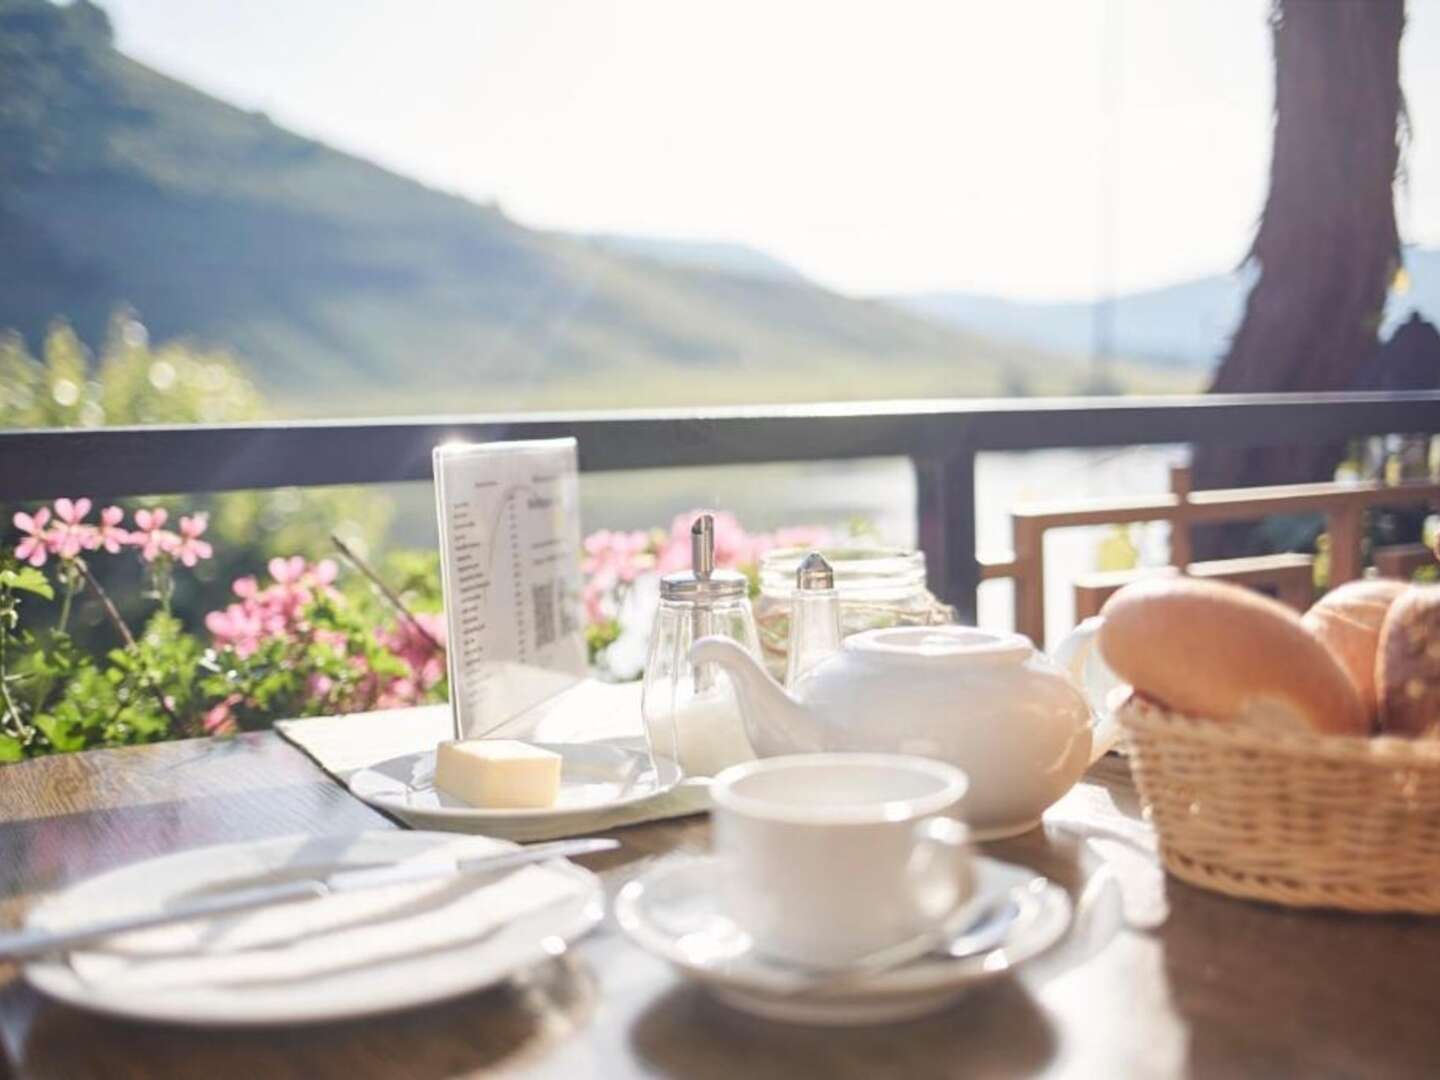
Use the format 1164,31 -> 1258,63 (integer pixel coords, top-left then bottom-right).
710,754 -> 973,969
616,854 -> 1071,1025
22,831 -> 603,1027
348,741 -> 682,838
691,623 -> 1120,839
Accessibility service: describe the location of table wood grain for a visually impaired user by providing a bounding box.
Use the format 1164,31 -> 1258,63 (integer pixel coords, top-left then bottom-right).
1,736 -> 1437,1079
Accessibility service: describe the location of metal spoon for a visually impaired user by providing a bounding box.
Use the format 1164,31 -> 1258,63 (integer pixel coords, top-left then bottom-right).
936,894 -> 1022,958
770,885 -> 1030,997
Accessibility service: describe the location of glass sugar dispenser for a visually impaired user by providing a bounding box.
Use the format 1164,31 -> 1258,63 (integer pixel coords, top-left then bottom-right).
641,513 -> 762,779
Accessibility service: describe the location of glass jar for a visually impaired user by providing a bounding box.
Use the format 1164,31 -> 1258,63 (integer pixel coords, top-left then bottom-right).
755,546 -> 954,680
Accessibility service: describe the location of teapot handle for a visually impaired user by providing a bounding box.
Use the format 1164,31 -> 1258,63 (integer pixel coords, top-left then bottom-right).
1051,617 -> 1123,764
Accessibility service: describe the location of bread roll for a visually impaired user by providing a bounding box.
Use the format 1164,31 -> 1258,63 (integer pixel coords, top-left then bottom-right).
1377,585 -> 1440,737
1301,579 -> 1407,728
1098,577 -> 1368,737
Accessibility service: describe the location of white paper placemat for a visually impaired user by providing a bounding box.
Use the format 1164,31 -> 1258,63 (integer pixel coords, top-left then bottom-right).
275,680 -> 711,840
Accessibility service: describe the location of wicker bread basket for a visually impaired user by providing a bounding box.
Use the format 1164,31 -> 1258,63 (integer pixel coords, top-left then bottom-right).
1118,695 -> 1440,913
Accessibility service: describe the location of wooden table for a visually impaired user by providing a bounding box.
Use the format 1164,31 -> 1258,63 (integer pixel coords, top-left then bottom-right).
1,735 -> 1437,1079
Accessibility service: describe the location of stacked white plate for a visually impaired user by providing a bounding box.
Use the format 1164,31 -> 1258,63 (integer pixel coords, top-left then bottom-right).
22,831 -> 604,1026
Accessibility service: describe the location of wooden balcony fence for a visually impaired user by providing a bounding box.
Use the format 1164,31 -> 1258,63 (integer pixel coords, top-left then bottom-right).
983,464 -> 1440,643
2,391 -> 1440,644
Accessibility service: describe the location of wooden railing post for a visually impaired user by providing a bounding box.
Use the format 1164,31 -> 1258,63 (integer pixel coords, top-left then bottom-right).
1327,503 -> 1365,587
1169,464 -> 1193,569
1012,516 -> 1045,645
914,448 -> 979,625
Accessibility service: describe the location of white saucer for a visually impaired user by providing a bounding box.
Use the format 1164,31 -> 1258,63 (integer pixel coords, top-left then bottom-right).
348,741 -> 683,838
23,831 -> 603,1027
616,854 -> 1071,1025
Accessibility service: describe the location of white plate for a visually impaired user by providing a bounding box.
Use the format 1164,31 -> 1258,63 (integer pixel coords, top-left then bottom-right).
348,741 -> 683,837
616,854 -> 1071,1025
23,830 -> 603,1027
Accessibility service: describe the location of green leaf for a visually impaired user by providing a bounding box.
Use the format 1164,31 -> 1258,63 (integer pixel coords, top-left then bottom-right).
0,734 -> 21,763
34,713 -> 85,753
0,567 -> 54,600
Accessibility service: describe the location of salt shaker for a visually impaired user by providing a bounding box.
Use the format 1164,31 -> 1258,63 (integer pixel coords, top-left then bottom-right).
641,514 -> 761,778
785,552 -> 842,688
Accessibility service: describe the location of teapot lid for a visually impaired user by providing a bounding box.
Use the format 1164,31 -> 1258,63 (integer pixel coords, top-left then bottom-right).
845,626 -> 1032,663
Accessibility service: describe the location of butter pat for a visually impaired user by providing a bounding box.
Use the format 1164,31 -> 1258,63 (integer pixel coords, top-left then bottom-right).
434,739 -> 562,808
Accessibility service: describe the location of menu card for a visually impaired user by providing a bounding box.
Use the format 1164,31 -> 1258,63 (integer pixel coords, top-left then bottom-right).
433,439 -> 588,740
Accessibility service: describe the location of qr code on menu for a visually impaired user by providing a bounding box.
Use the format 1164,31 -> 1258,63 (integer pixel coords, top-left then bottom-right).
532,581 -> 557,650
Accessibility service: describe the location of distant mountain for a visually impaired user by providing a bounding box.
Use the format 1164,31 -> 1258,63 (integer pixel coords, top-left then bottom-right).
894,275 -> 1249,371
892,248 -> 1440,373
0,0 -> 1186,416
579,234 -> 808,285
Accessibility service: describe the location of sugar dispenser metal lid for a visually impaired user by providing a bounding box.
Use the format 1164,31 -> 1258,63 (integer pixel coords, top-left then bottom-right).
660,514 -> 746,603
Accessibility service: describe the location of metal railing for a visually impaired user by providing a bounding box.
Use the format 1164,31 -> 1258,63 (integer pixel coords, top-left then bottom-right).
3,391 -> 1440,625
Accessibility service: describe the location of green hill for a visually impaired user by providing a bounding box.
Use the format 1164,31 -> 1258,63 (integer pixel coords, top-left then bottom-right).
0,1 -> 1195,415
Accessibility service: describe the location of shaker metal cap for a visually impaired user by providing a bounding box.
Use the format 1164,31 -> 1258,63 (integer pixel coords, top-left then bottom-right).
660,513 -> 747,602
795,551 -> 835,591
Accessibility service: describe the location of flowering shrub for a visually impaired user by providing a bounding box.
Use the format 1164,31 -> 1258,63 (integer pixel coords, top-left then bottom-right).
200,556 -> 447,734
0,500 -> 447,761
582,510 -> 831,680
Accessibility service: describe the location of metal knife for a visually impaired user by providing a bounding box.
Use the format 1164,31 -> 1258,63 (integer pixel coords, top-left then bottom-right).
0,836 -> 619,962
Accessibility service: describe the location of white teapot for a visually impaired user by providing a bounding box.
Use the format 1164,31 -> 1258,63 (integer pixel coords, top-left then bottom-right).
690,620 -> 1119,839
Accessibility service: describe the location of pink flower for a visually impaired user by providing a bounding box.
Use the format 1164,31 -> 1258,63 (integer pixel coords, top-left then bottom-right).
204,695 -> 241,736
52,498 -> 89,520
134,507 -> 167,531
583,579 -> 609,626
582,529 -> 653,583
13,508 -> 54,567
172,514 -> 213,567
377,613 -> 447,706
50,497 -> 96,559
204,558 -> 344,659
268,555 -> 307,585
205,604 -> 265,657
580,528 -> 662,634
132,507 -> 178,562
94,506 -> 128,553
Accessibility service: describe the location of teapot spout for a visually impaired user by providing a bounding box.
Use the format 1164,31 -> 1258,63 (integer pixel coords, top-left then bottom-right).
689,636 -> 823,758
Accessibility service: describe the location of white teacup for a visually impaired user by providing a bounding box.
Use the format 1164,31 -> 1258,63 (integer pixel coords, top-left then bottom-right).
710,753 -> 974,969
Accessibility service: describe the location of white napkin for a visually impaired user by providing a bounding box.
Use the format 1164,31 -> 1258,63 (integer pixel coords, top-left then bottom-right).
276,682 -> 714,842
66,857 -> 585,992
276,680 -> 648,780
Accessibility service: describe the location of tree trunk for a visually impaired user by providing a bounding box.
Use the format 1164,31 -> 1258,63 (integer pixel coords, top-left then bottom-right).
1191,0 -> 1404,548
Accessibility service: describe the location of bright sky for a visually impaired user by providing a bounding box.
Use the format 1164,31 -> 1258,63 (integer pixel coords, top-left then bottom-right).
103,0 -> 1440,302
